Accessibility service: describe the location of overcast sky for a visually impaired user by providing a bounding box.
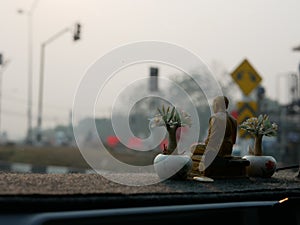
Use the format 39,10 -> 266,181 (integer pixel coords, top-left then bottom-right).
1,0 -> 300,140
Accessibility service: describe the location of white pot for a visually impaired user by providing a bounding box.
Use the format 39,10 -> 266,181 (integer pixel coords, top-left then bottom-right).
242,155 -> 277,178
153,153 -> 192,180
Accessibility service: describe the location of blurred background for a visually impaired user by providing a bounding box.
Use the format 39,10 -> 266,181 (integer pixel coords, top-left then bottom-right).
0,0 -> 299,172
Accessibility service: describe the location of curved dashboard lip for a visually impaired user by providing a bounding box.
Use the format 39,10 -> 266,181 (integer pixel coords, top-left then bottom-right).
25,200 -> 279,225
0,191 -> 296,214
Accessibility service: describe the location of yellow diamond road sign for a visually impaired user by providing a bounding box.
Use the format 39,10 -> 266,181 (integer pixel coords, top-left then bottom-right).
231,59 -> 262,96
237,101 -> 257,139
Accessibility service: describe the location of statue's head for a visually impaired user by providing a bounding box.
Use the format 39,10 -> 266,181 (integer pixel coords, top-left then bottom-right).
213,96 -> 228,113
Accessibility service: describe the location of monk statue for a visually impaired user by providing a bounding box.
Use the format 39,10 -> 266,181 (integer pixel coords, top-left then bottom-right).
204,95 -> 237,157
189,96 -> 249,179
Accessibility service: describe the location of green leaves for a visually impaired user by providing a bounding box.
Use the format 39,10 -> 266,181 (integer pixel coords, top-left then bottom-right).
239,114 -> 278,137
152,104 -> 192,128
168,107 -> 175,123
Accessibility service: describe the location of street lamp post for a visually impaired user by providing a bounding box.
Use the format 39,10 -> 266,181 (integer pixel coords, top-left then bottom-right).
290,73 -> 299,103
36,24 -> 81,143
276,72 -> 297,164
0,54 -> 11,142
292,44 -> 300,179
18,0 -> 40,144
293,44 -> 300,99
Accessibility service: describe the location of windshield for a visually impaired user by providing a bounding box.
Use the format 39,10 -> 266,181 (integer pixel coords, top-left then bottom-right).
0,0 -> 299,211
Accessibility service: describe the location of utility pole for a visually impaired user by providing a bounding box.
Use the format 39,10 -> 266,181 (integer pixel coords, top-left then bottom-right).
0,54 -> 11,142
17,0 -> 40,144
292,44 -> 300,179
149,67 -> 159,112
36,23 -> 81,143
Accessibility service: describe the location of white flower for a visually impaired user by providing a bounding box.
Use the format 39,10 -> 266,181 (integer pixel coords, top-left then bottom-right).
150,105 -> 192,128
240,114 -> 278,137
149,115 -> 165,128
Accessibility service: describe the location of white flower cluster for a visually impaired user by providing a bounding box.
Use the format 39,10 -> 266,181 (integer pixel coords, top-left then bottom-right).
149,105 -> 192,128
240,114 -> 278,137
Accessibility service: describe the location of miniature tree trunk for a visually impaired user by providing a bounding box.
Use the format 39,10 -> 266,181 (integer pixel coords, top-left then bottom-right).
254,134 -> 263,156
297,160 -> 300,179
166,126 -> 178,155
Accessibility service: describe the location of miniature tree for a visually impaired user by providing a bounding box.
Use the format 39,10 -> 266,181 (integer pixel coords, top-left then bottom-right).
150,105 -> 192,155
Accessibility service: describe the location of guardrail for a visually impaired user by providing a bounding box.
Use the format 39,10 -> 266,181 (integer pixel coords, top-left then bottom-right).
0,161 -> 94,174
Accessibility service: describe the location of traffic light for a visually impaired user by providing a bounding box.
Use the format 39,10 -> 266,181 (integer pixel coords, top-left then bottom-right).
149,67 -> 159,92
256,86 -> 265,99
73,23 -> 81,41
0,54 -> 2,65
150,67 -> 158,77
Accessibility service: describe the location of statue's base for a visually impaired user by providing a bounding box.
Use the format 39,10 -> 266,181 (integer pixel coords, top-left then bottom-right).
188,156 -> 250,179
188,144 -> 250,179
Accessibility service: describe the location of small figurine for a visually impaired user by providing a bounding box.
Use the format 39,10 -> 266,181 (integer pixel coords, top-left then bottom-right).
204,95 -> 237,157
189,96 -> 249,179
